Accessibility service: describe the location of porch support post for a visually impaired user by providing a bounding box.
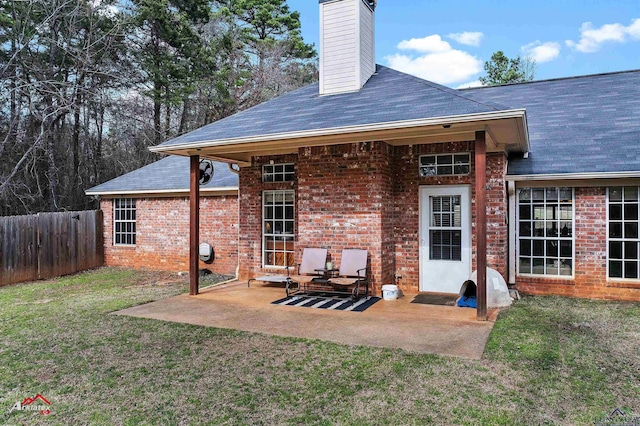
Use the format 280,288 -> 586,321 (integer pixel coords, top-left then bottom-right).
190,155 -> 200,296
475,131 -> 488,321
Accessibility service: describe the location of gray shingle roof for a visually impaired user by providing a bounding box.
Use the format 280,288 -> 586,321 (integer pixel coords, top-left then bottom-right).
156,65 -> 510,148
86,156 -> 238,195
96,67 -> 640,194
464,70 -> 640,176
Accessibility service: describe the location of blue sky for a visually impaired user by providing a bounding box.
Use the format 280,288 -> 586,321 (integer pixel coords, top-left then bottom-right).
288,0 -> 640,88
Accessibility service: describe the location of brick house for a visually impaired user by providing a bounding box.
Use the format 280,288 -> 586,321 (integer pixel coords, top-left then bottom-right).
90,0 -> 640,309
86,156 -> 239,276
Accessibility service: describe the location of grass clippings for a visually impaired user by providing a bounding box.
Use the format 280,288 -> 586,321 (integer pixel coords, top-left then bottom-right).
0,268 -> 639,425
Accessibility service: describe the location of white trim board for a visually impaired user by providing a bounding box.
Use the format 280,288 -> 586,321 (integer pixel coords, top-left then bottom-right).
86,187 -> 239,197
508,171 -> 640,182
149,109 -> 529,154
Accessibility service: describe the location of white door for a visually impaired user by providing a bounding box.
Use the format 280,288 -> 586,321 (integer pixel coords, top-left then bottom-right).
420,186 -> 471,294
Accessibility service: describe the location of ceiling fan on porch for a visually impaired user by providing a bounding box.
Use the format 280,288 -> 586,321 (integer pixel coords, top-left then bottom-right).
199,159 -> 214,186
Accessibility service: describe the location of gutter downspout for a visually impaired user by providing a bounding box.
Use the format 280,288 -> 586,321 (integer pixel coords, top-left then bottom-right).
508,181 -> 517,285
228,163 -> 241,280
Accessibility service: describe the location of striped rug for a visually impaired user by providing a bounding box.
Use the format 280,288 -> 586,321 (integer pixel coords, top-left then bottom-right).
271,294 -> 381,312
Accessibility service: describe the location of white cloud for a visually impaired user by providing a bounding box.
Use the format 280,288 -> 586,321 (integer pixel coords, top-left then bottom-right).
629,19 -> 640,38
397,35 -> 452,53
566,18 -> 640,53
386,35 -> 482,85
521,41 -> 561,63
456,80 -> 483,89
447,32 -> 484,47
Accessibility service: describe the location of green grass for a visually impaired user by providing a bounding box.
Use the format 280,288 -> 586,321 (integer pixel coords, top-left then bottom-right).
1,268 -> 639,425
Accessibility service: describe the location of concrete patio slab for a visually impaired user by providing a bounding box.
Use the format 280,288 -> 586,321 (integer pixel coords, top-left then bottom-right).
114,281 -> 498,359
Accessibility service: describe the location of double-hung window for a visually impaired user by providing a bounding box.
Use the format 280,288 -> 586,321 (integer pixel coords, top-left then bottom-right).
608,187 -> 640,279
263,190 -> 295,268
114,198 -> 136,246
518,188 -> 574,276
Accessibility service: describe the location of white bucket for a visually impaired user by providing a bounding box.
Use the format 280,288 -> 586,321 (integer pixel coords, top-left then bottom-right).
382,284 -> 399,300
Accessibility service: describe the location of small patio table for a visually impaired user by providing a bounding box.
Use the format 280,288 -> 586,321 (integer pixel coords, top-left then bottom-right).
247,275 -> 290,287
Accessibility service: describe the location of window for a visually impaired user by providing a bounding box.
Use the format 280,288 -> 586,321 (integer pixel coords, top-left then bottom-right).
114,198 -> 136,246
430,195 -> 462,261
263,190 -> 295,268
263,163 -> 295,182
608,187 -> 640,279
419,153 -> 470,177
518,188 -> 573,276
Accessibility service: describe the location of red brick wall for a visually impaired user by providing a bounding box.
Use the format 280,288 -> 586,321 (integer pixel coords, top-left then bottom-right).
296,142 -> 394,293
392,143 -> 508,293
101,195 -> 238,275
485,152 -> 509,279
238,144 -> 393,293
516,187 -> 640,301
238,141 -> 509,296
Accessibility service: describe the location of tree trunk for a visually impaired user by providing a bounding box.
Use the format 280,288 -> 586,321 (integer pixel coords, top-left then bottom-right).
154,95 -> 162,145
178,95 -> 189,134
165,100 -> 171,138
47,128 -> 58,212
94,101 -> 104,184
72,85 -> 82,208
46,0 -> 60,212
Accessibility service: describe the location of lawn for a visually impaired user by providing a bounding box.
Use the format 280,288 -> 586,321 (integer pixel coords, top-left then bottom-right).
1,268 -> 639,425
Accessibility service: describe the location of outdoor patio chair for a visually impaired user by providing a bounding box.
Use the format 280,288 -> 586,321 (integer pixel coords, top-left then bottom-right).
286,248 -> 328,296
329,249 -> 369,300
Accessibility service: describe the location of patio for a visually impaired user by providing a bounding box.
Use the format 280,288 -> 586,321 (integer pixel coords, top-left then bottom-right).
114,281 -> 498,359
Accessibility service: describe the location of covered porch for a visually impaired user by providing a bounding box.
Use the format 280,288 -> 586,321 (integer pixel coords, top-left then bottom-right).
157,129 -> 520,321
149,67 -> 530,322
114,280 -> 498,359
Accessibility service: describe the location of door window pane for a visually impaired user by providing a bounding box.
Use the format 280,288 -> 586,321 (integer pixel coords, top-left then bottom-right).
430,195 -> 462,261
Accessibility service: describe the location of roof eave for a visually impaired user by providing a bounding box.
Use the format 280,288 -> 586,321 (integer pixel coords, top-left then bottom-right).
85,187 -> 239,198
149,109 -> 529,158
507,171 -> 640,182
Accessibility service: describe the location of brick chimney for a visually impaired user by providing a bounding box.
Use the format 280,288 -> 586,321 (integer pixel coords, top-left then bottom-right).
319,0 -> 376,96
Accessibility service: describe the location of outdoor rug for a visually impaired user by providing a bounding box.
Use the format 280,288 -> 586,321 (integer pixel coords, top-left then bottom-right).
411,294 -> 457,306
272,294 -> 381,312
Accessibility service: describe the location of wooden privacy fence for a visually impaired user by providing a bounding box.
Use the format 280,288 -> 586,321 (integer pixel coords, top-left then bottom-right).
0,210 -> 104,286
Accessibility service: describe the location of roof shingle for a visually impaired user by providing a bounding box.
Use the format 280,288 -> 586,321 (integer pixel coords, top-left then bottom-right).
464,70 -> 640,175
156,65 -> 509,148
86,156 -> 238,194
92,67 -> 640,193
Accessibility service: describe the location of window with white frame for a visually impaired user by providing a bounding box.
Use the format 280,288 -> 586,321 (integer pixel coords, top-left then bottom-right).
263,163 -> 295,182
518,188 -> 574,276
608,187 -> 640,279
114,198 -> 136,246
419,153 -> 470,177
430,195 -> 462,261
263,190 -> 295,268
